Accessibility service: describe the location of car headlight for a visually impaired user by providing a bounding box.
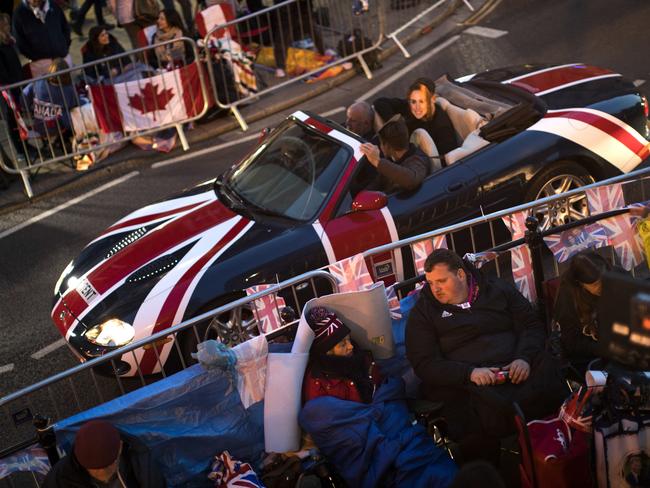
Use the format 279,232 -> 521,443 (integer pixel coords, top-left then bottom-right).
54,260 -> 74,295
85,319 -> 135,347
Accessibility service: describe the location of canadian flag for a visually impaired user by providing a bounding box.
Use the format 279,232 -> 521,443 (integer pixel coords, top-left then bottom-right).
89,62 -> 209,134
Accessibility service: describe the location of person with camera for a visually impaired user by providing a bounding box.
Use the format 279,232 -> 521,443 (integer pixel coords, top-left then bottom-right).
406,249 -> 568,464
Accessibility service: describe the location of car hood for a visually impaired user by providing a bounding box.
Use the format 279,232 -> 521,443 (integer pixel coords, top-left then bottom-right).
51,183 -> 255,337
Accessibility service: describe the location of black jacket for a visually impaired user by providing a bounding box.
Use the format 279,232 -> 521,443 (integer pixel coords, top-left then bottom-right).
372,143 -> 429,193
406,268 -> 546,388
12,1 -> 71,61
43,434 -> 166,488
553,282 -> 599,360
0,42 -> 23,86
82,36 -> 126,80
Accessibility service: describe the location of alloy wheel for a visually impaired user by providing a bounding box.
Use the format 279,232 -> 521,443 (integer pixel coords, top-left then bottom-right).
203,304 -> 259,346
532,174 -> 593,230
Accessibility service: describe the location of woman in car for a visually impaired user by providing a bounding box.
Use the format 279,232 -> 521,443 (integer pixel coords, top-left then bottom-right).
299,306 -> 457,488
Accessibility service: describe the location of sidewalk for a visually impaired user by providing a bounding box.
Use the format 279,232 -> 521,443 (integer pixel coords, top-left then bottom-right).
0,0 -> 491,214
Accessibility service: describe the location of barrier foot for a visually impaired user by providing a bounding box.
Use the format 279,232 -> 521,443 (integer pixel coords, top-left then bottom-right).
176,124 -> 189,151
388,34 -> 411,58
461,0 -> 475,11
20,170 -> 33,199
357,54 -> 373,80
231,106 -> 249,132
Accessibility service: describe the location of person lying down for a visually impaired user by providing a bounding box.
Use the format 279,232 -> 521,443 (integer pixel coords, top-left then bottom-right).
299,306 -> 457,488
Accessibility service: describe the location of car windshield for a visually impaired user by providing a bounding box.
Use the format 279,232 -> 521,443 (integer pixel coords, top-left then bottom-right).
224,120 -> 351,221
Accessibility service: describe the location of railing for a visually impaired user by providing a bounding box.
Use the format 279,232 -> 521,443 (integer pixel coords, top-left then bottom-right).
0,37 -> 209,199
0,269 -> 337,463
203,0 -> 386,130
3,166 -> 650,483
362,165 -> 650,303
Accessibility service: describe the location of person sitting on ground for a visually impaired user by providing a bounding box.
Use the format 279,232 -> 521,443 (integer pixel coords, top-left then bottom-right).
82,25 -> 126,81
553,251 -> 614,376
299,306 -> 458,488
359,114 -> 429,193
12,0 -> 71,77
23,57 -> 80,138
43,419 -> 166,487
345,101 -> 376,143
152,8 -> 186,68
406,249 -> 567,464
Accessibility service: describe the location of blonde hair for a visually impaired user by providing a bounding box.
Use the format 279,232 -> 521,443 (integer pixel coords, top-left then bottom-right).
48,58 -> 72,85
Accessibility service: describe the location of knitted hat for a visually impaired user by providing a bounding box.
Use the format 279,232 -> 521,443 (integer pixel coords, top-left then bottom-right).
307,306 -> 351,354
74,420 -> 121,470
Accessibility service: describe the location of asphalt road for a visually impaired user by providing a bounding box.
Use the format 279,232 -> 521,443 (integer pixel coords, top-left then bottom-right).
1,0 -> 649,411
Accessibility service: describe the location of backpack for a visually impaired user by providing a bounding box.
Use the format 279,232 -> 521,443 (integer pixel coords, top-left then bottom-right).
337,29 -> 381,71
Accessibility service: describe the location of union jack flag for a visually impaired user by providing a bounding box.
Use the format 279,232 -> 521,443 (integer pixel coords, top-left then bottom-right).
510,245 -> 537,302
412,234 -> 448,275
600,214 -> 644,270
543,223 -> 609,263
585,183 -> 624,215
245,284 -> 286,334
0,444 -> 50,479
328,253 -> 373,293
384,283 -> 402,320
502,211 -> 536,301
208,451 -> 264,487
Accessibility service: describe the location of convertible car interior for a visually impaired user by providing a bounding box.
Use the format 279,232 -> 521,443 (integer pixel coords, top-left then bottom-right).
434,74 -> 547,164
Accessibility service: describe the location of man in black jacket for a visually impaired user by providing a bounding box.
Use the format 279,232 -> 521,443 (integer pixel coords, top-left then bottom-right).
406,249 -> 566,462
12,0 -> 70,69
359,114 -> 429,193
44,419 -> 165,487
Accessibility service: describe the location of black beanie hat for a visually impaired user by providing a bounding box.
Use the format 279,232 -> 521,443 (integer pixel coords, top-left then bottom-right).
307,306 -> 351,354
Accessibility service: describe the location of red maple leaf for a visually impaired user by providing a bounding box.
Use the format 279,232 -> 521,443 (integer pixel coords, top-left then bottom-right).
128,82 -> 175,120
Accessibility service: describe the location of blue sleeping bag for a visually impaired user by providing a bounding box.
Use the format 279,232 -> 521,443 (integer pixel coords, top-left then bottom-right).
299,376 -> 457,488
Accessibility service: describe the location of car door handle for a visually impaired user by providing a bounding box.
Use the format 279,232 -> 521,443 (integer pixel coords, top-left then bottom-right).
447,182 -> 463,192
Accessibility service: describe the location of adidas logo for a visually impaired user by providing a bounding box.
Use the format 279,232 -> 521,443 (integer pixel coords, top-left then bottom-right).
441,310 -> 452,318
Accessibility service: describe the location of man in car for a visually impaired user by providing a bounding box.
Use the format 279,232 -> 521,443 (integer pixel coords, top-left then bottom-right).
405,249 -> 567,463
359,114 -> 429,193
345,101 -> 376,142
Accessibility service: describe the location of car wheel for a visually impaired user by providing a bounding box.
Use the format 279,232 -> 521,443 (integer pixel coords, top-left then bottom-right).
177,299 -> 259,369
525,161 -> 595,230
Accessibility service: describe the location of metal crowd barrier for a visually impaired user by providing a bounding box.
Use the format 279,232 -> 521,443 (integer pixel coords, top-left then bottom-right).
203,0 -> 385,130
0,37 -> 209,199
362,165 -> 650,307
0,269 -> 337,480
3,167 -> 650,483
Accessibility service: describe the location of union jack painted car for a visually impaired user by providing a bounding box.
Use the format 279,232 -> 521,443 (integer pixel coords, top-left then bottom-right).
51,63 -> 650,375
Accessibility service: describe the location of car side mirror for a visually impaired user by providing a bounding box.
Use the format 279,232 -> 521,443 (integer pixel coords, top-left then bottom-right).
351,190 -> 388,212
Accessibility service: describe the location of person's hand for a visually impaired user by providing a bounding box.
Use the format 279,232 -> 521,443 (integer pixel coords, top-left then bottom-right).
502,359 -> 530,384
360,143 -> 380,167
470,367 -> 500,386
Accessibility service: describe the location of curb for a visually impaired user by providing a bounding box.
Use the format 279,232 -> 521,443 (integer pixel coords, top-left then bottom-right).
0,0 -> 481,214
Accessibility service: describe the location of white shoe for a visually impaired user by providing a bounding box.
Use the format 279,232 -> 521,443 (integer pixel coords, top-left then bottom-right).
275,68 -> 286,78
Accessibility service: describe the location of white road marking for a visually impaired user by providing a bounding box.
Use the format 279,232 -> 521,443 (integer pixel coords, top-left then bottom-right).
0,171 -> 140,241
0,363 -> 14,374
358,35 -> 461,102
151,133 -> 261,169
31,338 -> 67,360
634,79 -> 646,87
464,26 -> 508,38
152,107 -> 347,170
322,106 -> 346,117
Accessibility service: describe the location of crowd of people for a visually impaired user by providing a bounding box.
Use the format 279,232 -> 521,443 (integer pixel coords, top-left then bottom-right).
37,239 -> 630,487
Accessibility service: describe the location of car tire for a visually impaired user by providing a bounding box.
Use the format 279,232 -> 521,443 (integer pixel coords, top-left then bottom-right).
524,161 -> 595,230
170,297 -> 259,372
